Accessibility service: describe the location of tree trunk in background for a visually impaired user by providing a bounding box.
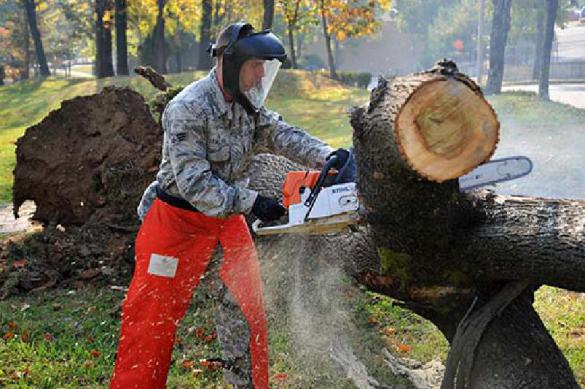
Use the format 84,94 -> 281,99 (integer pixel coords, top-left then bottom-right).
212,0 -> 223,35
95,0 -> 114,78
0,65 -> 5,86
115,0 -> 129,76
197,0 -> 212,70
103,9 -> 115,77
23,0 -> 50,77
22,7 -> 30,80
95,0 -> 104,77
475,0 -> 485,85
538,0 -> 558,100
287,23 -> 297,69
485,0 -> 511,95
532,2 -> 546,80
153,0 -> 167,74
320,0 -> 337,79
262,0 -> 275,30
297,32 -> 303,60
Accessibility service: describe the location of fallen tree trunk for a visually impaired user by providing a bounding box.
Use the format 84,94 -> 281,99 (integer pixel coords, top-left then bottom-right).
344,60 -> 581,388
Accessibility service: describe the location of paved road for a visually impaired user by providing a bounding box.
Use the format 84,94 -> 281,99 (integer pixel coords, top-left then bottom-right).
556,23 -> 585,62
502,82 -> 585,109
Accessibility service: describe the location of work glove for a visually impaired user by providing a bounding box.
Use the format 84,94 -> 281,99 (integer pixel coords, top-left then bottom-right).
327,148 -> 356,184
252,194 -> 286,222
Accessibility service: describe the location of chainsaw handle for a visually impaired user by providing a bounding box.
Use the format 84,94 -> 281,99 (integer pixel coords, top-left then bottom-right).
304,156 -> 338,208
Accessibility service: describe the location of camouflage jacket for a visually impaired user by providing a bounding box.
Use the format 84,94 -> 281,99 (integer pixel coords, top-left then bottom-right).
142,68 -> 333,219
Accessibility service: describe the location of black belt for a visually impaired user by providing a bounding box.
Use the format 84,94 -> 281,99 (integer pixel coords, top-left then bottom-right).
156,185 -> 199,212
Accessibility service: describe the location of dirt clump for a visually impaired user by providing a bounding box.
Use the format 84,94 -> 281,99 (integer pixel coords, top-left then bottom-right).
2,87 -> 161,298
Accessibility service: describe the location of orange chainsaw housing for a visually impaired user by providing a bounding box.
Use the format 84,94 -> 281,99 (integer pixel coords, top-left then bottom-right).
282,171 -> 335,207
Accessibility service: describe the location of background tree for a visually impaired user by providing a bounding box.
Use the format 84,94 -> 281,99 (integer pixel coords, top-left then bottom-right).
23,0 -> 50,76
263,0 -> 275,30
277,0 -> 314,69
317,0 -> 391,79
115,0 -> 129,75
153,0 -> 166,73
538,0 -> 559,100
484,0 -> 512,95
95,0 -> 114,78
197,0 -> 212,70
425,0 -> 480,70
0,0 -> 28,80
531,0 -> 546,80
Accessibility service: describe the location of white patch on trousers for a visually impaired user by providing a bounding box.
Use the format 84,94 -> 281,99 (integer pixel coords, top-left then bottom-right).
147,253 -> 179,278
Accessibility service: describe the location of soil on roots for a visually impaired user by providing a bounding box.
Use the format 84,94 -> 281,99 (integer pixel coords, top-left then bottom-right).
1,87 -> 161,298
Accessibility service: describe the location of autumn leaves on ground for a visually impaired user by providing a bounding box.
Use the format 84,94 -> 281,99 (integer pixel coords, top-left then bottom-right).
0,71 -> 584,387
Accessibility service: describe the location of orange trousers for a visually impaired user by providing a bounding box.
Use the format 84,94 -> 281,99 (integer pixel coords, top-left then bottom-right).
110,199 -> 268,388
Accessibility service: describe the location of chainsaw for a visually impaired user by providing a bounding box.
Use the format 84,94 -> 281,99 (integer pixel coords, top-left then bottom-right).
251,152 -> 533,236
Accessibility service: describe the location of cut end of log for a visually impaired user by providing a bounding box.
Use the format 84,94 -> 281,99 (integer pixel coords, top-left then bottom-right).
396,78 -> 499,182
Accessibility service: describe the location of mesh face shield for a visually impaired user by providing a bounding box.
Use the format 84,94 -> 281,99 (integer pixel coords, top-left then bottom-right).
241,59 -> 282,110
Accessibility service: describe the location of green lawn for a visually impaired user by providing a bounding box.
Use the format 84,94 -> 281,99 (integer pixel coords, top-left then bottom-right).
0,74 -> 584,387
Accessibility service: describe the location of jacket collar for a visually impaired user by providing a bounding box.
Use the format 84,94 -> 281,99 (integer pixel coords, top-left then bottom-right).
209,67 -> 233,120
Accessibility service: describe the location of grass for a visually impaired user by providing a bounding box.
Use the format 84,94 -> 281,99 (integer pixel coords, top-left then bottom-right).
487,90 -> 585,128
535,286 -> 585,386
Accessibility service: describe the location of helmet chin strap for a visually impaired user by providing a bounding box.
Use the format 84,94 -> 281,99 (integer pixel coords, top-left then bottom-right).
215,61 -> 234,102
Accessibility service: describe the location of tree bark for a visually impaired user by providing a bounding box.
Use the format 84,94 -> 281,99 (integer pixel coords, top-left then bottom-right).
262,0 -> 275,30
475,0 -> 485,85
115,0 -> 129,76
22,6 -> 30,80
484,0 -> 511,95
95,0 -> 114,78
288,22 -> 297,69
23,0 -> 50,77
103,11 -> 115,77
197,0 -> 212,71
153,0 -> 167,74
320,0 -> 337,79
538,0 -> 558,101
532,2 -> 546,80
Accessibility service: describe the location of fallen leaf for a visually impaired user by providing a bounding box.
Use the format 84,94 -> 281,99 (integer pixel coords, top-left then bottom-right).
272,372 -> 289,380
87,335 -> 95,343
199,359 -> 222,371
20,304 -> 30,312
43,332 -> 54,341
90,349 -> 101,358
20,330 -> 30,342
182,359 -> 195,369
83,360 -> 96,368
7,321 -> 18,330
204,333 -> 217,342
384,327 -> 396,336
397,344 -> 412,353
3,331 -> 15,340
194,327 -> 205,339
12,259 -> 28,269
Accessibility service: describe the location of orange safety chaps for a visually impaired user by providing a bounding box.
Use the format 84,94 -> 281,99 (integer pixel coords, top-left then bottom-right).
110,199 -> 268,388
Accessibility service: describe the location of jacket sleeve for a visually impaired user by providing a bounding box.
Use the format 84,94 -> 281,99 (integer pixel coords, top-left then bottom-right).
257,108 -> 334,168
163,102 -> 258,218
